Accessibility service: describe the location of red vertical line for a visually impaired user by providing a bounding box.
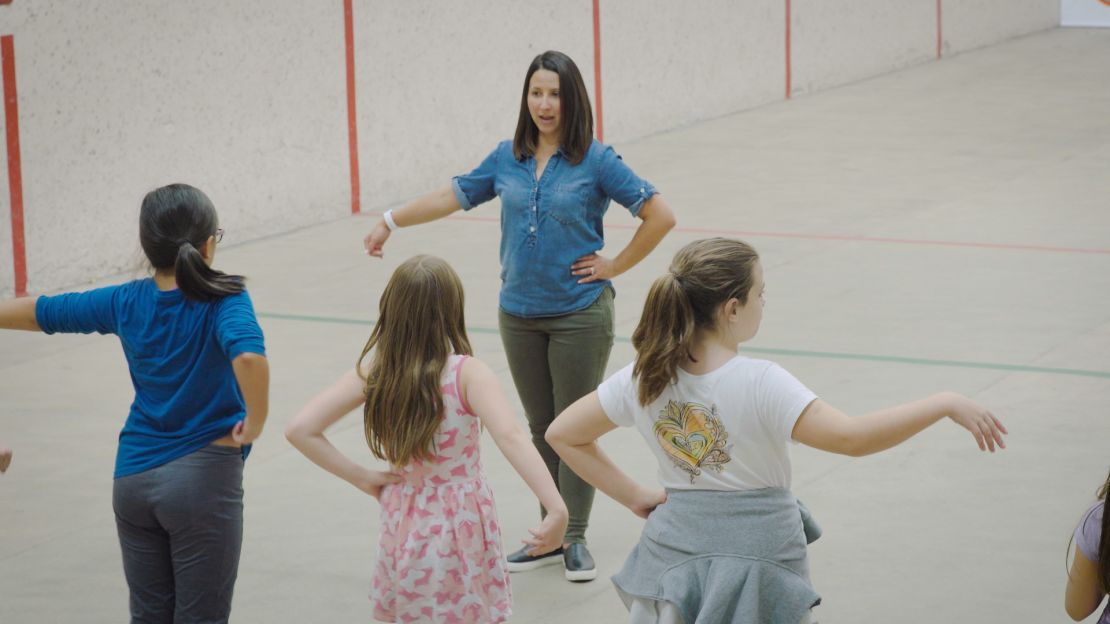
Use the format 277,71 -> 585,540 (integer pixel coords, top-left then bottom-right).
936,0 -> 943,59
591,0 -> 604,142
785,0 -> 792,99
343,0 -> 361,214
2,35 -> 27,297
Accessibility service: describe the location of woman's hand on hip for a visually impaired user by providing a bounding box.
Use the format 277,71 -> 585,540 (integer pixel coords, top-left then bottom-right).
364,220 -> 392,258
572,252 -> 617,284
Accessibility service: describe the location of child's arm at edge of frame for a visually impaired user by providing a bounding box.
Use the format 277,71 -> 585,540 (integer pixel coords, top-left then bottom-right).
791,392 -> 1007,457
462,357 -> 568,553
230,352 -> 269,444
284,368 -> 400,497
546,392 -> 667,520
1065,541 -> 1106,621
0,296 -> 41,331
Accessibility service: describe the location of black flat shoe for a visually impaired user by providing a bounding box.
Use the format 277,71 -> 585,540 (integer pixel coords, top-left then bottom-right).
563,543 -> 597,582
506,545 -> 564,572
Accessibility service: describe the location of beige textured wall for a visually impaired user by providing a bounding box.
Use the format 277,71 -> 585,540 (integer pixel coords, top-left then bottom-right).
0,0 -> 1060,297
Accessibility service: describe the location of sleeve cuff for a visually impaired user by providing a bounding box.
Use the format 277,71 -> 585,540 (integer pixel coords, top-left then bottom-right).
451,178 -> 474,211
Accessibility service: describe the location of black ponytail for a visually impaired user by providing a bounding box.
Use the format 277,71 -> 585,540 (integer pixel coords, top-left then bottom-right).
139,184 -> 244,302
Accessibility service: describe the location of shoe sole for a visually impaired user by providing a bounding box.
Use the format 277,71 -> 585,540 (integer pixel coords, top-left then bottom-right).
506,555 -> 564,573
564,567 -> 598,582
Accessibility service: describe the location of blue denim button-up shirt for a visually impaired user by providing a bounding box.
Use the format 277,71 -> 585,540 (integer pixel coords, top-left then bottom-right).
452,139 -> 657,318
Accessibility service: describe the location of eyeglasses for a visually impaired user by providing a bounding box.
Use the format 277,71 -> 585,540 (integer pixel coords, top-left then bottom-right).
214,228 -> 224,244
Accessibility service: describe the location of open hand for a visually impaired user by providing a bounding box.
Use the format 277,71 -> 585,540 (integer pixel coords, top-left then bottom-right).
571,252 -> 616,284
945,393 -> 1007,452
521,508 -> 568,556
363,220 -> 392,258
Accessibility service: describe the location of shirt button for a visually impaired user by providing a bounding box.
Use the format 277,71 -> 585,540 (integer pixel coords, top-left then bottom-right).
529,226 -> 536,233
532,207 -> 537,212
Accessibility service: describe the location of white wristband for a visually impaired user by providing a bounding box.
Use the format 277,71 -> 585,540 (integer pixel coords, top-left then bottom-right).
383,209 -> 399,232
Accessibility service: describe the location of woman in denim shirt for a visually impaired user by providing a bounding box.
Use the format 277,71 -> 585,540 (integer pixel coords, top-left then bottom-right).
364,50 -> 675,582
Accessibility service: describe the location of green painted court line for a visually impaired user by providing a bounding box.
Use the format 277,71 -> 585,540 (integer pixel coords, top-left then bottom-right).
258,311 -> 1110,380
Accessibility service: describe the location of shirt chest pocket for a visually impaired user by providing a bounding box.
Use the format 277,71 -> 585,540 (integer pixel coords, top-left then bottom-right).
547,183 -> 592,226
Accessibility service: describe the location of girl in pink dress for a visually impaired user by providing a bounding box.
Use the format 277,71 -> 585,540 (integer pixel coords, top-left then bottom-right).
286,254 -> 568,623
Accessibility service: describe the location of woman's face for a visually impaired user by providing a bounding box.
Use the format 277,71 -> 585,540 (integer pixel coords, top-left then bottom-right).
527,69 -> 561,142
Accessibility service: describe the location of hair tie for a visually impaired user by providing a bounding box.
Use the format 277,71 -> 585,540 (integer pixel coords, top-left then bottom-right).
176,239 -> 193,248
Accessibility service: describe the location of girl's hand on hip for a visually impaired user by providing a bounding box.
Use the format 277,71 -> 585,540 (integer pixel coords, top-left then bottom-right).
944,392 -> 1008,452
522,507 -> 568,556
572,252 -> 616,284
359,469 -> 403,499
629,486 -> 667,519
364,220 -> 392,258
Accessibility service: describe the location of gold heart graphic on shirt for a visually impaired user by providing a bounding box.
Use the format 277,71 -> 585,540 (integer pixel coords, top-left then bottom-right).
652,401 -> 731,479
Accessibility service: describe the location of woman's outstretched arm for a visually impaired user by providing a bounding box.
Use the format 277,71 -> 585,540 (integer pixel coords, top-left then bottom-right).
363,186 -> 462,257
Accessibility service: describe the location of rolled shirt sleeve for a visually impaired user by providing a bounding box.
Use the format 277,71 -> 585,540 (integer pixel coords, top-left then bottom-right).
597,145 -> 658,217
452,143 -> 503,211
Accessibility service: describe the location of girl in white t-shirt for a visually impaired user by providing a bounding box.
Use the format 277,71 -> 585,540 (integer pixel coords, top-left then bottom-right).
546,237 -> 1008,624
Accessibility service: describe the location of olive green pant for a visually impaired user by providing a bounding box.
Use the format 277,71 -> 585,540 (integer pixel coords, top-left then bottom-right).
498,288 -> 614,545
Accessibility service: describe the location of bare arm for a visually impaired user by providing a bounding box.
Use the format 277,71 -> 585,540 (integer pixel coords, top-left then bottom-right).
285,369 -> 401,497
462,358 -> 568,553
791,392 -> 1007,457
1065,543 -> 1106,621
1061,539 -> 1105,617
230,352 -> 270,444
363,186 -> 462,257
546,392 -> 667,518
573,194 -> 676,283
0,296 -> 40,331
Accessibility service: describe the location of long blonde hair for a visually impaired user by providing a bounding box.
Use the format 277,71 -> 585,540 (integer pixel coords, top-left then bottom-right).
632,238 -> 760,406
359,255 -> 472,465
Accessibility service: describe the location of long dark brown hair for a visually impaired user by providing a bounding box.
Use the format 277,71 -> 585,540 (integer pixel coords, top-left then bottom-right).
631,238 -> 760,406
140,183 -> 244,301
359,255 -> 472,466
512,50 -> 594,165
1095,470 -> 1109,592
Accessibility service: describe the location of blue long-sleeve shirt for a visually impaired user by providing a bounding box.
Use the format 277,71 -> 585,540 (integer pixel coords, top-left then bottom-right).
35,278 -> 266,478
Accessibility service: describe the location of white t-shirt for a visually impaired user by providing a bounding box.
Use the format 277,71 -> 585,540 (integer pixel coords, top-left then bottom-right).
597,356 -> 817,491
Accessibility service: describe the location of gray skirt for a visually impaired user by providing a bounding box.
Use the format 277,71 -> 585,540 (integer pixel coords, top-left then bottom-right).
612,488 -> 821,624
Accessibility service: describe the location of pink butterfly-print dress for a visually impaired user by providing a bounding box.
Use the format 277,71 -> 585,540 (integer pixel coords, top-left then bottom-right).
369,355 -> 511,623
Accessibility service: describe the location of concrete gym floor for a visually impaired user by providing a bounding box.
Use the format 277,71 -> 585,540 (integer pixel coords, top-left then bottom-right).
2,27 -> 1108,623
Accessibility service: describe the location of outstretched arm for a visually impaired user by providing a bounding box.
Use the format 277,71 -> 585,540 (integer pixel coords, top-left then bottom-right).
230,352 -> 269,444
791,392 -> 1007,457
363,186 -> 462,257
546,392 -> 667,519
573,195 -> 676,283
0,297 -> 40,331
285,369 -> 400,498
462,358 -> 568,554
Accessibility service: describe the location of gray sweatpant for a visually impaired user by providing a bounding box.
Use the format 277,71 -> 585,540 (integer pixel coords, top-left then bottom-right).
112,443 -> 245,624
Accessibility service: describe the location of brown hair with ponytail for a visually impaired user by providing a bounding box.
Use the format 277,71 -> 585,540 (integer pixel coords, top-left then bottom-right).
358,255 -> 472,466
631,238 -> 760,406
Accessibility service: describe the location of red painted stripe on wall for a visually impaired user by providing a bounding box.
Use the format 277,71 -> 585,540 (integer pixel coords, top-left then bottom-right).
936,0 -> 943,58
785,0 -> 792,99
2,35 -> 27,297
592,0 -> 604,142
343,0 -> 361,214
